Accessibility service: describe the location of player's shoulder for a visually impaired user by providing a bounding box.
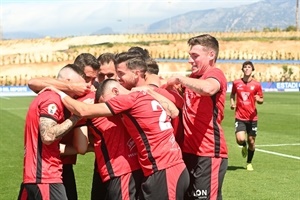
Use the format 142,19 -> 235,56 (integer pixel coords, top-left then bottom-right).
37,90 -> 61,103
233,78 -> 242,84
251,78 -> 261,85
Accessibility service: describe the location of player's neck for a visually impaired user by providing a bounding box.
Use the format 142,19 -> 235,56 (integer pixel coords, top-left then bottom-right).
137,78 -> 146,87
242,75 -> 252,83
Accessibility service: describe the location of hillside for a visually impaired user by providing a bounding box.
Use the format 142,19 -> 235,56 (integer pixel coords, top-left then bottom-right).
3,0 -> 297,39
0,31 -> 299,86
147,0 -> 296,33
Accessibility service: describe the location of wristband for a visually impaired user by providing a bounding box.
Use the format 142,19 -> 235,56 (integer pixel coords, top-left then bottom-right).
58,91 -> 67,99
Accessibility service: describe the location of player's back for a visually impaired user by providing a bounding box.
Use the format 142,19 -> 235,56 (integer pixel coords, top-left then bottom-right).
23,91 -> 65,183
106,91 -> 183,176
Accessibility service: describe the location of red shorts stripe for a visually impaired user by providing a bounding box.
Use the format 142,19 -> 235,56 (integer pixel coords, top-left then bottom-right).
210,157 -> 222,200
166,162 -> 185,199
120,172 -> 131,199
38,184 -> 50,200
19,185 -> 28,200
18,183 -> 67,200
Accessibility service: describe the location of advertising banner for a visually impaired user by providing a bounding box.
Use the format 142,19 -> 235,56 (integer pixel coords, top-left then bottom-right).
226,82 -> 299,93
0,86 -> 36,97
0,82 -> 299,97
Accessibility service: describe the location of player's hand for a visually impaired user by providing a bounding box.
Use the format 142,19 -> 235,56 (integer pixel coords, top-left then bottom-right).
167,76 -> 181,86
69,82 -> 91,96
230,104 -> 236,110
254,95 -> 260,102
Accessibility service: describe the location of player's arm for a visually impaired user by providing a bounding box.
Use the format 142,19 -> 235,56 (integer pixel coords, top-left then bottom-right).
230,92 -> 236,110
86,133 -> 95,153
146,88 -> 179,119
255,85 -> 264,105
59,126 -> 89,155
39,115 -> 81,145
28,77 -> 90,96
57,91 -> 113,118
254,95 -> 264,104
40,86 -> 113,118
167,75 -> 220,96
73,126 -> 89,154
131,86 -> 179,119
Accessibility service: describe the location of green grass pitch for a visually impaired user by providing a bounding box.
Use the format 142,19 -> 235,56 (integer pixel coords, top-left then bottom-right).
0,92 -> 299,199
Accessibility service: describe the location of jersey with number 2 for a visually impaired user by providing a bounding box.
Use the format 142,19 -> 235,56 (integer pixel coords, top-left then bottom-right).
105,91 -> 183,176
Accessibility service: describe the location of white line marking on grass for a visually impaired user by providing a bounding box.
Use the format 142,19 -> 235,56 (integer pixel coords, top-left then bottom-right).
0,107 -> 28,110
256,143 -> 300,147
256,148 -> 300,160
0,97 -> 10,100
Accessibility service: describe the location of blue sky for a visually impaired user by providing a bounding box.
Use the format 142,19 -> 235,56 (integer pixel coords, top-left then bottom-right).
0,0 -> 261,37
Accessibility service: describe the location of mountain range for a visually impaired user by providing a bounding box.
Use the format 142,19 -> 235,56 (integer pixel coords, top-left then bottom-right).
145,0 -> 296,33
3,0 -> 297,39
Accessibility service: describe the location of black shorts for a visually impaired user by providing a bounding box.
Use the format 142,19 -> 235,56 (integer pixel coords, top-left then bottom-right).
139,162 -> 189,200
235,119 -> 258,136
183,153 -> 228,200
18,183 -> 67,200
104,169 -> 144,200
91,163 -> 106,200
62,164 -> 77,200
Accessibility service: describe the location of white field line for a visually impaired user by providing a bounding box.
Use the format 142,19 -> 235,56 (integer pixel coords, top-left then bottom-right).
239,143 -> 300,160
255,148 -> 300,160
0,96 -> 10,100
0,107 -> 28,110
256,143 -> 300,147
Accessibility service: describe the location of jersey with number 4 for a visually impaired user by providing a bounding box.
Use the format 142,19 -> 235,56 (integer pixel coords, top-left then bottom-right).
105,91 -> 183,177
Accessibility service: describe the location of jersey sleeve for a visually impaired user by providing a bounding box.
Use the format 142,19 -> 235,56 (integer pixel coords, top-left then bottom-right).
207,68 -> 227,92
154,87 -> 184,109
39,92 -> 63,122
105,93 -> 137,115
231,80 -> 237,95
75,92 -> 95,127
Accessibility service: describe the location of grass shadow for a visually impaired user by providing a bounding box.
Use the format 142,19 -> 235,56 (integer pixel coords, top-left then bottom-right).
227,166 -> 245,171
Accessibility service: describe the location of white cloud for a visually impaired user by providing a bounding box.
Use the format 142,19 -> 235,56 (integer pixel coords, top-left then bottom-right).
1,0 -> 261,36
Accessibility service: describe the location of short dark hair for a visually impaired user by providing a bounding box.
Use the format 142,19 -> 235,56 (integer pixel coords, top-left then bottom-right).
97,53 -> 116,66
242,60 -> 255,71
74,53 -> 100,71
187,34 -> 219,62
146,58 -> 159,75
127,57 -> 147,73
115,51 -> 144,65
95,78 -> 118,102
128,46 -> 150,59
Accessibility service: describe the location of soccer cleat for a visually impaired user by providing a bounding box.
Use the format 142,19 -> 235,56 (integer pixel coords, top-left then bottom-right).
246,163 -> 254,171
241,145 -> 248,158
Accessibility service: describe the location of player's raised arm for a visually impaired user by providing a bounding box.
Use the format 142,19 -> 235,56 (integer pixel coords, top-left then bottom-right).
168,75 -> 220,96
28,77 -> 91,96
40,86 -> 112,118
131,86 -> 179,119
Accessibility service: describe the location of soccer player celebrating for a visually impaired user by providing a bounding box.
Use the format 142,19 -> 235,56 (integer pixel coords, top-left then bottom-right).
18,64 -> 86,200
230,60 -> 264,171
47,79 -> 189,200
167,34 -> 228,200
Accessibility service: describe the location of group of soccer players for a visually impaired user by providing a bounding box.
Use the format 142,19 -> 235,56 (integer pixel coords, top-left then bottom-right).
18,33 -> 263,200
